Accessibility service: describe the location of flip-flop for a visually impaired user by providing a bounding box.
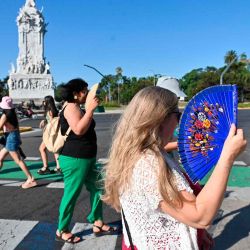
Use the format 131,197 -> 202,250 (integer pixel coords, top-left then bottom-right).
50,168 -> 62,174
93,224 -> 118,237
55,232 -> 81,244
37,168 -> 51,175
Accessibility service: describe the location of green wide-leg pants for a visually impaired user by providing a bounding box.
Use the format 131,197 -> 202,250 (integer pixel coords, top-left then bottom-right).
58,155 -> 103,232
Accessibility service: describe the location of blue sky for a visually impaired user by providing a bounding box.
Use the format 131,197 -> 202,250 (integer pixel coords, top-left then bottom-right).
0,0 -> 250,87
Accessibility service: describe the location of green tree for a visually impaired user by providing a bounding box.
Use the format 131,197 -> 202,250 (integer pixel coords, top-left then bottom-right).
0,76 -> 9,98
224,50 -> 238,65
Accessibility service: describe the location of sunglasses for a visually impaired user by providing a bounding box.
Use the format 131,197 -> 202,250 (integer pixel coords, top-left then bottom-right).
171,111 -> 182,123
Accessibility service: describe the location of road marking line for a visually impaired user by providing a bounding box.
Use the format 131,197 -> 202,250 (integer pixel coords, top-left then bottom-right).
0,219 -> 120,250
62,222 -> 118,250
233,161 -> 247,166
0,180 -> 18,185
97,158 -> 109,164
0,180 -> 23,186
46,182 -> 64,189
25,157 -> 41,161
225,187 -> 250,202
0,219 -> 38,250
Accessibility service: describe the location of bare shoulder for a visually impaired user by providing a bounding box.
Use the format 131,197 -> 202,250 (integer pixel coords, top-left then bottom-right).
64,103 -> 81,119
0,113 -> 7,122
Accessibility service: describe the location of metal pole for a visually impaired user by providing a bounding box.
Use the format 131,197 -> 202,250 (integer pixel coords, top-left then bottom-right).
117,83 -> 119,104
149,69 -> 156,86
220,57 -> 238,85
83,64 -> 111,101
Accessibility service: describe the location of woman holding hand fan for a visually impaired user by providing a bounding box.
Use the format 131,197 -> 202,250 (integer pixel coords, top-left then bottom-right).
103,86 -> 246,250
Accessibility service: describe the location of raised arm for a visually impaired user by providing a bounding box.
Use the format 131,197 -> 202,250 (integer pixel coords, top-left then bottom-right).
160,124 -> 247,229
64,96 -> 99,135
164,141 -> 178,152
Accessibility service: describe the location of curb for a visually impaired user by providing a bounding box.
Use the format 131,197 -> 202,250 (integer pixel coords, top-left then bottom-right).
19,127 -> 33,133
0,127 -> 32,136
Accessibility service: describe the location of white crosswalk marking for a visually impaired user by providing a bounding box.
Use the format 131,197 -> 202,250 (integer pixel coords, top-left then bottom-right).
97,158 -> 109,164
62,223 -> 118,250
0,180 -> 23,187
233,161 -> 247,166
25,157 -> 41,161
46,182 -> 64,189
0,219 -> 38,250
0,219 -> 119,250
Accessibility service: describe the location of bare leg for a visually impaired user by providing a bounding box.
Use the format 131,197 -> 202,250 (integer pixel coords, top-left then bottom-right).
9,151 -> 33,180
39,142 -> 48,169
54,153 -> 60,169
0,148 -> 9,169
9,151 -> 37,189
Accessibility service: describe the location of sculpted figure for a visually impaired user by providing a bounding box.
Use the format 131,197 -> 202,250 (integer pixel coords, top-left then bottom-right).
44,62 -> 50,74
25,0 -> 36,8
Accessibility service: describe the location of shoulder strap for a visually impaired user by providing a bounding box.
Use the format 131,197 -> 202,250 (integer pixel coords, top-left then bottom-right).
121,209 -> 135,250
65,126 -> 71,136
60,102 -> 71,136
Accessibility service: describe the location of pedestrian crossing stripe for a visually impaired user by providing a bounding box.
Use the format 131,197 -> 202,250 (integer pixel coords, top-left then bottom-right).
46,182 -> 64,188
0,219 -> 120,250
233,161 -> 247,166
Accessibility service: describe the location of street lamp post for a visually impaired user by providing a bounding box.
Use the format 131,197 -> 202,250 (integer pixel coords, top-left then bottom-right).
149,69 -> 156,86
149,70 -> 162,86
220,56 -> 238,85
83,64 -> 111,101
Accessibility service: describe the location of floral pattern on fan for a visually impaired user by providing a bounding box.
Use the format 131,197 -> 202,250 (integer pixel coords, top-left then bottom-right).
187,102 -> 224,156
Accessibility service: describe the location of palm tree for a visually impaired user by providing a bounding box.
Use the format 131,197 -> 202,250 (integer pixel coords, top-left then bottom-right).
115,67 -> 123,104
224,50 -> 238,65
240,52 -> 247,61
115,67 -> 123,76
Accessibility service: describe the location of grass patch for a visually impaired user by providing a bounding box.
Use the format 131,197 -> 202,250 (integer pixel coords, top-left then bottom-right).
103,101 -> 121,108
238,102 -> 250,108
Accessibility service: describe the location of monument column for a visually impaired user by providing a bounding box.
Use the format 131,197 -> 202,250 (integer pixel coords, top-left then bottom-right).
8,0 -> 54,104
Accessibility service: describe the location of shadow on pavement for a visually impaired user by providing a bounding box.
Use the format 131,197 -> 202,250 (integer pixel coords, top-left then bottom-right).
213,204 -> 250,249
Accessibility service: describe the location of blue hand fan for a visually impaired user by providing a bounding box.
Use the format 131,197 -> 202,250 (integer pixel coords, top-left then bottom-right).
178,85 -> 238,183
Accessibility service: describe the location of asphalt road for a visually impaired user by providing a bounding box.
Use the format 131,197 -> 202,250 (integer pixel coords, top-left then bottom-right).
0,113 -> 122,249
1,109 -> 248,223
0,110 -> 249,249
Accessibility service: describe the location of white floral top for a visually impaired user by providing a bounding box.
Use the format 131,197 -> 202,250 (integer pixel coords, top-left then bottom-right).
120,151 -> 198,250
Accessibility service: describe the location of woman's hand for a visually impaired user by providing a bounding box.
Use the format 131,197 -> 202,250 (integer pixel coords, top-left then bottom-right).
86,96 -> 99,113
39,120 -> 46,129
164,141 -> 178,152
220,124 -> 247,166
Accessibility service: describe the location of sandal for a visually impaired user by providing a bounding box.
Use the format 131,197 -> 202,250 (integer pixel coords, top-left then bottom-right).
37,167 -> 51,175
55,231 -> 81,244
51,167 -> 62,174
93,224 -> 118,237
21,179 -> 37,189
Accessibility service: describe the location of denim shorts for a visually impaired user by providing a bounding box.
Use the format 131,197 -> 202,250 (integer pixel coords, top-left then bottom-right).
4,131 -> 21,152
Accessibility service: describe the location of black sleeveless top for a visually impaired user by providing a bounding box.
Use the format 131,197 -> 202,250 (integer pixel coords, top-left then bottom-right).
60,107 -> 97,159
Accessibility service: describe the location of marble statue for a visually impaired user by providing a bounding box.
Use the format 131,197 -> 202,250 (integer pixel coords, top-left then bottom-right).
25,0 -> 36,7
8,0 -> 54,104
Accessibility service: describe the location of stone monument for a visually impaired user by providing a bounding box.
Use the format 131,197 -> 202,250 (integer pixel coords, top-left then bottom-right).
8,0 -> 54,104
